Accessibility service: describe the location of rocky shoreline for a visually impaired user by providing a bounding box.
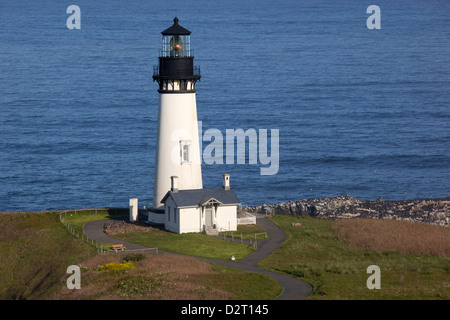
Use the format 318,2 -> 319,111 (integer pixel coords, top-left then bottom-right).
245,195 -> 450,227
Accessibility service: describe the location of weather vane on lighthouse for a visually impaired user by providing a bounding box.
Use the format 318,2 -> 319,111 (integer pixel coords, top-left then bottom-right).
151,17 -> 203,211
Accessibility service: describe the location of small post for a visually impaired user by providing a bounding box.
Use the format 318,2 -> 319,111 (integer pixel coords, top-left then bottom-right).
129,198 -> 138,222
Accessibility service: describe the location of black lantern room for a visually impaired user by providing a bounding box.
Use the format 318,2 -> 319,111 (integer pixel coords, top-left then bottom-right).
153,17 -> 201,93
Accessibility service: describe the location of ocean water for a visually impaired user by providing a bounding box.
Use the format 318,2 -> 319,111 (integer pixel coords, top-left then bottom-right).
0,0 -> 449,212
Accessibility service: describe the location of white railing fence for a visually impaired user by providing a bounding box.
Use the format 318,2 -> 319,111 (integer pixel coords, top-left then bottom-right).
59,209 -> 108,253
237,212 -> 256,225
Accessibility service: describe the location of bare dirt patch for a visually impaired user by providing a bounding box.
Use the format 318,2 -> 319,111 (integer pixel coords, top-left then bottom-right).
103,220 -> 155,235
332,218 -> 450,256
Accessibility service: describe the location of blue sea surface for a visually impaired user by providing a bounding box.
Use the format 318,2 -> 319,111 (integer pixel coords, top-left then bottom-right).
0,0 -> 449,211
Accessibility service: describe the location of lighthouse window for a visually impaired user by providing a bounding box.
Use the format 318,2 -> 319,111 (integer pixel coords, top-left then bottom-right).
180,140 -> 192,164
162,35 -> 190,57
183,145 -> 190,162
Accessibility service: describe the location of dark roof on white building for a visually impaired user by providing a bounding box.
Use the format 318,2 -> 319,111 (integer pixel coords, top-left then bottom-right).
161,188 -> 240,208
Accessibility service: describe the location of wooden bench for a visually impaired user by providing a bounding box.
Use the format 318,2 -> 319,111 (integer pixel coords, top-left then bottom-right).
112,244 -> 125,252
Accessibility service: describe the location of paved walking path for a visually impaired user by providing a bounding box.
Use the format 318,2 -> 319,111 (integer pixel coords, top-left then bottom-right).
84,220 -> 149,250
83,215 -> 312,300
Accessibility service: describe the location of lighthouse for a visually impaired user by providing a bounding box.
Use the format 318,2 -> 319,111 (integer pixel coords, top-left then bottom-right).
146,17 -> 240,233
151,17 -> 203,210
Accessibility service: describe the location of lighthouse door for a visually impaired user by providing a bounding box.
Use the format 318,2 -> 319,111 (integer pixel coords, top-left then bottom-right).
205,205 -> 213,227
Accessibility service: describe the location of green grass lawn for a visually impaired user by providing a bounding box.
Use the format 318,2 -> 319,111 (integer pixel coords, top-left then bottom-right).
259,215 -> 450,300
62,209 -> 126,233
113,228 -> 256,261
64,211 -> 258,260
3,208 -> 448,300
0,210 -> 281,300
207,263 -> 282,299
0,211 -> 95,299
62,209 -> 129,250
219,224 -> 268,241
64,210 -> 257,260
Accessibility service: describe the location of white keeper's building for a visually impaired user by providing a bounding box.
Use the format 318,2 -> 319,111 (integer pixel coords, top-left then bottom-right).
161,175 -> 240,235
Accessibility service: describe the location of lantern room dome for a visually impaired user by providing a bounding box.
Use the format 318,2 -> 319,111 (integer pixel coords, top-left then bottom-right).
161,17 -> 191,35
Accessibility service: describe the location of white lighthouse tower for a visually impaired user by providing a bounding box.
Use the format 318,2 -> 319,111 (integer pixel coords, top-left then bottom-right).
151,17 -> 203,211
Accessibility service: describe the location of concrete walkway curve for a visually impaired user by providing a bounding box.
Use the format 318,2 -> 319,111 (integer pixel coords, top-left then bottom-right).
83,215 -> 312,300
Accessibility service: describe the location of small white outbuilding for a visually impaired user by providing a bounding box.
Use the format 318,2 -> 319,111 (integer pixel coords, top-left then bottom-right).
160,174 -> 240,234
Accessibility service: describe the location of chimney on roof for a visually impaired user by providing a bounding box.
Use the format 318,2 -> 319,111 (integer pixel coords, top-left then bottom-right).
171,176 -> 179,193
222,173 -> 230,190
